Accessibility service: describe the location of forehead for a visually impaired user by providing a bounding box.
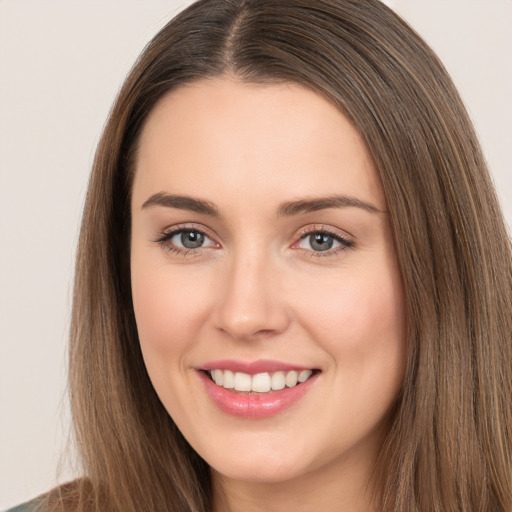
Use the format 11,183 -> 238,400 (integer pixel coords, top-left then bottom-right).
132,78 -> 385,211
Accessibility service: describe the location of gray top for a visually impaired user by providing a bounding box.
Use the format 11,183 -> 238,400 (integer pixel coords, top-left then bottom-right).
4,499 -> 40,512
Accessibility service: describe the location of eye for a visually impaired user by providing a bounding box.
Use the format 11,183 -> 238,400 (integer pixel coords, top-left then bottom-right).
171,230 -> 210,249
156,226 -> 218,253
300,233 -> 338,252
294,227 -> 354,256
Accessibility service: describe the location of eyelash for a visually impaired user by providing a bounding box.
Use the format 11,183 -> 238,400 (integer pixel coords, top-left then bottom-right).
154,224 -> 216,257
295,225 -> 355,258
154,224 -> 355,258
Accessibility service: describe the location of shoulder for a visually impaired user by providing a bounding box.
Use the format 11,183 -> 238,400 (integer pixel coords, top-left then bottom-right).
3,498 -> 42,512
3,479 -> 87,512
4,479 -> 99,512
4,480 -> 98,512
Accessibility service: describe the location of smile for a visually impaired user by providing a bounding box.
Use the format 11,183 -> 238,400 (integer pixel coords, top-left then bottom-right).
208,369 -> 314,393
198,361 -> 320,419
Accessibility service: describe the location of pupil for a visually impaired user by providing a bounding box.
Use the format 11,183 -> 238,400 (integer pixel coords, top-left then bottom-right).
181,231 -> 204,249
310,233 -> 333,251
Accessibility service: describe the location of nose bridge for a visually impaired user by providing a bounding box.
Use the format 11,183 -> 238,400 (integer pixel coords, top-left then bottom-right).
214,241 -> 289,340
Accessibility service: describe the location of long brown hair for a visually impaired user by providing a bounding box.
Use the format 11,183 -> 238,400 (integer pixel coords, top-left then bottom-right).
43,1 -> 512,510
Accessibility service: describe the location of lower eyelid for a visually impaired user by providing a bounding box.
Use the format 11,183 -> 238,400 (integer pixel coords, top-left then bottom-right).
296,242 -> 355,261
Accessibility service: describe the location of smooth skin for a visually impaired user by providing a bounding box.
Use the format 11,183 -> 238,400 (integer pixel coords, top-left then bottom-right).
130,78 -> 406,512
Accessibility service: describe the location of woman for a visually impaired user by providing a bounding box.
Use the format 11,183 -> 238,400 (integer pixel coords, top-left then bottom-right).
10,0 -> 511,511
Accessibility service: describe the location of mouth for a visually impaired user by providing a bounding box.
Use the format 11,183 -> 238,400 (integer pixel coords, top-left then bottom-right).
197,362 -> 321,419
204,368 -> 319,394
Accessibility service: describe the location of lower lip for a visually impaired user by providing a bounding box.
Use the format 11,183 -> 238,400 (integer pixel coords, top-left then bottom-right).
198,371 -> 319,419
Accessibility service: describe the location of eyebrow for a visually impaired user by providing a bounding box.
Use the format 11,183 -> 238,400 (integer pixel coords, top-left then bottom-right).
276,195 -> 382,216
141,192 -> 382,217
141,192 -> 220,216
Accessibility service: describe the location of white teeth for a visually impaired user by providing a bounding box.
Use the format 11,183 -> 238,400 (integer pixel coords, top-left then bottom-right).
285,370 -> 298,387
223,370 -> 235,389
271,371 -> 286,391
208,369 -> 315,393
298,370 -> 312,383
234,372 -> 252,392
213,369 -> 223,386
251,373 -> 271,392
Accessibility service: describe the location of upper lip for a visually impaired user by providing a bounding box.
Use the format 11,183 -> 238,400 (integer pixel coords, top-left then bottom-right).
199,359 -> 316,375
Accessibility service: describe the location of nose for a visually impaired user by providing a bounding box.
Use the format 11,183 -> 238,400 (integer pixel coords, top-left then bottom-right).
213,250 -> 291,342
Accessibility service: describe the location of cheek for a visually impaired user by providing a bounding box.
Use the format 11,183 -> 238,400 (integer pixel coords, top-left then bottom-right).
131,259 -> 213,361
296,264 -> 406,443
297,262 -> 405,382
304,268 -> 402,335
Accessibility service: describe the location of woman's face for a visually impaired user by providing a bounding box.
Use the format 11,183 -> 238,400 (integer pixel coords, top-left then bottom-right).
131,78 -> 405,490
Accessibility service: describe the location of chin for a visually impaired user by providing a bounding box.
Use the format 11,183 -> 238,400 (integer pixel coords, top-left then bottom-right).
211,456 -> 306,485
205,433 -> 341,488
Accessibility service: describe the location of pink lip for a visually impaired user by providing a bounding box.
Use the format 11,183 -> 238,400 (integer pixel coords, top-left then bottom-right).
201,359 -> 312,375
197,367 -> 319,419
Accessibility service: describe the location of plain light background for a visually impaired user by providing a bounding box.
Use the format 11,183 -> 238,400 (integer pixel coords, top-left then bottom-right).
0,1 -> 510,509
